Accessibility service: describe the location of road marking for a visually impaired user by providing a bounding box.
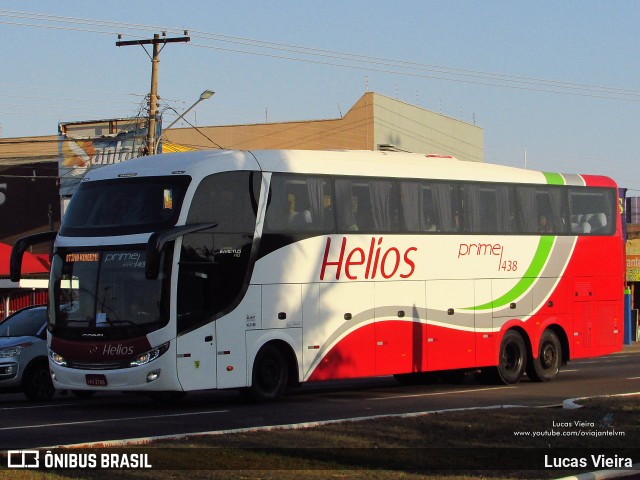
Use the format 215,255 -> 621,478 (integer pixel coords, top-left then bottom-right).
561,369 -> 578,373
46,404 -> 529,449
627,376 -> 640,380
42,390 -> 640,450
369,386 -> 516,400
573,359 -> 620,365
0,409 -> 228,432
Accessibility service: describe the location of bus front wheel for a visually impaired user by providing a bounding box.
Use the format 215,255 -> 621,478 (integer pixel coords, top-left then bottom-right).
527,329 -> 561,382
247,344 -> 289,402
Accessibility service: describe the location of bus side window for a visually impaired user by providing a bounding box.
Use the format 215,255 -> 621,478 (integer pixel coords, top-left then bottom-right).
335,177 -> 398,233
569,187 -> 615,236
264,175 -> 335,232
335,179 -> 359,231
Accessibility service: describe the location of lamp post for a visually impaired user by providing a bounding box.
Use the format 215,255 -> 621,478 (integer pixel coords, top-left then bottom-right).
155,89 -> 215,154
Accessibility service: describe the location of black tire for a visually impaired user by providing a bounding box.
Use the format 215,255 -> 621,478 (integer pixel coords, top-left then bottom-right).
23,362 -> 55,401
481,330 -> 527,385
527,329 -> 562,382
247,344 -> 289,402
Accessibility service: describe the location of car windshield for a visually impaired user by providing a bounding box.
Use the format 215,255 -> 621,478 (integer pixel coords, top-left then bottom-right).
0,308 -> 45,337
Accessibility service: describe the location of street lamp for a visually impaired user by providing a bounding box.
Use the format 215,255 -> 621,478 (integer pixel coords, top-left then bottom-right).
155,89 -> 215,153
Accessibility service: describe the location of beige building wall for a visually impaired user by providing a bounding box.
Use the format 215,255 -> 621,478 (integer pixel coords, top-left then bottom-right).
164,92 -> 374,151
0,136 -> 59,165
372,94 -> 483,163
163,92 -> 483,162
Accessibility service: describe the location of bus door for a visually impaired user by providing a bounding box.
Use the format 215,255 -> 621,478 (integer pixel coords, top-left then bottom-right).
176,325 -> 217,391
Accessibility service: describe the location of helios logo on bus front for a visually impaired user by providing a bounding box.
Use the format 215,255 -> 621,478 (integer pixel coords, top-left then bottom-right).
319,236 -> 417,281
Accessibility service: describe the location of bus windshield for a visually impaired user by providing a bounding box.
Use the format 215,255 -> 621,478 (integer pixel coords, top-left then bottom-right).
50,249 -> 169,335
60,175 -> 191,237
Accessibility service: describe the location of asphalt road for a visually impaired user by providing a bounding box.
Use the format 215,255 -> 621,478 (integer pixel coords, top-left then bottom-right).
1,344 -> 638,451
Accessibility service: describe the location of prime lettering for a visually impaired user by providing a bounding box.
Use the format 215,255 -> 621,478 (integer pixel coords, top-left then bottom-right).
320,237 -> 417,281
457,242 -> 503,259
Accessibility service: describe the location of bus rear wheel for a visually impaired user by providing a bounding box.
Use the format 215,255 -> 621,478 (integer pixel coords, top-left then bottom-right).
247,344 -> 289,402
481,330 -> 527,385
527,329 -> 561,382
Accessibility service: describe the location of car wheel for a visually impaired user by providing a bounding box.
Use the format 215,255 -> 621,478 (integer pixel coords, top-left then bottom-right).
24,362 -> 55,401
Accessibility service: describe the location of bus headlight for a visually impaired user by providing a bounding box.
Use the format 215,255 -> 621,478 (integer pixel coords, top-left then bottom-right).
129,342 -> 169,367
49,349 -> 67,367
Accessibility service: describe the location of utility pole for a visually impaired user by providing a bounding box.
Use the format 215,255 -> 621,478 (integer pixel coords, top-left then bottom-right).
116,32 -> 190,155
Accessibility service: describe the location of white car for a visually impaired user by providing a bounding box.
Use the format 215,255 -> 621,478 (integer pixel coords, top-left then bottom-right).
0,305 -> 54,401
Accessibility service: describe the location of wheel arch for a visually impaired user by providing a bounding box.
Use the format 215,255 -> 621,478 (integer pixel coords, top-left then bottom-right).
541,323 -> 570,365
501,324 -> 532,363
246,330 -> 302,388
260,339 -> 300,389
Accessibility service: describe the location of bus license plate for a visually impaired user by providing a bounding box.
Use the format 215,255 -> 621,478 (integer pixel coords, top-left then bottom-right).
85,374 -> 108,387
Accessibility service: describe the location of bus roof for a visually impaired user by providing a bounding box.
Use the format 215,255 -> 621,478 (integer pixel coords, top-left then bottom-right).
82,149 -> 616,188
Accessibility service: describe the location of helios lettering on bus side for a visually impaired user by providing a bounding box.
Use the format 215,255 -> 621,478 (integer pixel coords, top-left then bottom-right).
320,237 -> 417,281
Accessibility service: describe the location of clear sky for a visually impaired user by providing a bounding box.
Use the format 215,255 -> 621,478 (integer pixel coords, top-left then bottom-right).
1,1 -> 639,192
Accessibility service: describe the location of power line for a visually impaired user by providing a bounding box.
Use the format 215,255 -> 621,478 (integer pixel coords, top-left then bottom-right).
1,10 -> 640,102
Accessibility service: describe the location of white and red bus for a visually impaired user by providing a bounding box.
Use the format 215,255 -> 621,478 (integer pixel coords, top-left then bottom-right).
11,149 -> 624,401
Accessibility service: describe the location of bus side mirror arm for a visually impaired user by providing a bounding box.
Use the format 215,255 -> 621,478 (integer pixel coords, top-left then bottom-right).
145,222 -> 218,280
10,231 -> 58,282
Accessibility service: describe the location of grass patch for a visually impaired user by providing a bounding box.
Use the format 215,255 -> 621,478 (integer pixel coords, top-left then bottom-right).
1,395 -> 638,480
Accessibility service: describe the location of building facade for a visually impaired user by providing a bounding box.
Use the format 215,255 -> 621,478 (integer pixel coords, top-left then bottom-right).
162,92 -> 483,163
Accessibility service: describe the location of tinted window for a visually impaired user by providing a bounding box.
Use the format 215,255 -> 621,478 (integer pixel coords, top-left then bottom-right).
334,178 -> 399,233
178,171 -> 260,333
0,308 -> 45,337
61,176 -> 191,236
265,175 -> 335,232
569,187 -> 615,235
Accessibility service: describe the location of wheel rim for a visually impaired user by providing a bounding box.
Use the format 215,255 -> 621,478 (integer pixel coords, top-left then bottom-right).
540,342 -> 557,370
502,341 -> 523,373
257,355 -> 282,392
31,368 -> 53,399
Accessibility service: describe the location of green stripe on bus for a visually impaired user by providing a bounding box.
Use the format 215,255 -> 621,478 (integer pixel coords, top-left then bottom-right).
467,235 -> 555,311
543,172 -> 565,185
